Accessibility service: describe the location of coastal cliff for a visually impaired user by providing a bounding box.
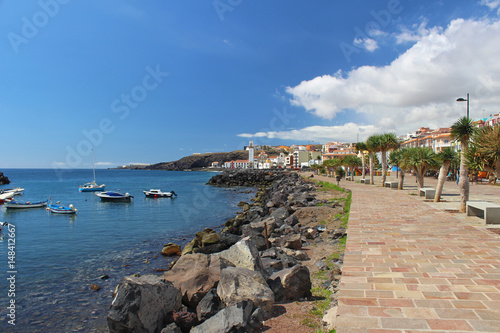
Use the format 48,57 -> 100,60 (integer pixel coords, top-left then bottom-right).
0,172 -> 10,185
145,151 -> 248,171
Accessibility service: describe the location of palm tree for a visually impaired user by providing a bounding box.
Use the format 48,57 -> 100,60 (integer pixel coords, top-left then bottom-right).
366,135 -> 382,185
310,164 -> 321,175
342,155 -> 362,181
322,159 -> 341,177
468,125 -> 500,182
379,133 -> 400,186
355,142 -> 368,180
407,147 -> 439,189
434,147 -> 458,202
388,148 -> 409,190
451,117 -> 475,212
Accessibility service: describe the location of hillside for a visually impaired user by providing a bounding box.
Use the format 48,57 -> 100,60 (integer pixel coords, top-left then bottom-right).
145,151 -> 249,171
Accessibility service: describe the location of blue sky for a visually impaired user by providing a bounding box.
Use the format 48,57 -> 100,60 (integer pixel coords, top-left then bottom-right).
1,0 -> 500,168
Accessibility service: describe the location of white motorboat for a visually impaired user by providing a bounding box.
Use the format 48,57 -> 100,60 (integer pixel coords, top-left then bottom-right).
95,191 -> 133,202
0,192 -> 15,204
143,189 -> 177,198
0,187 -> 24,196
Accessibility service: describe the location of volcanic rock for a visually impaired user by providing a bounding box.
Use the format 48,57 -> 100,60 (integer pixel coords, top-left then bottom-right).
108,275 -> 182,333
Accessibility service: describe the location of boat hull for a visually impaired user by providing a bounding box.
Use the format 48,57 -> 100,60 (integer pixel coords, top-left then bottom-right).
1,188 -> 24,196
79,185 -> 106,192
6,200 -> 48,209
144,193 -> 174,198
48,203 -> 77,214
0,192 -> 15,204
50,208 -> 77,214
95,192 -> 132,203
98,196 -> 132,203
143,190 -> 177,198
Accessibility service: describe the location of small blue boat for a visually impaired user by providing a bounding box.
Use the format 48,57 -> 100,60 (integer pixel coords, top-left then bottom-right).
48,202 -> 77,214
79,182 -> 106,192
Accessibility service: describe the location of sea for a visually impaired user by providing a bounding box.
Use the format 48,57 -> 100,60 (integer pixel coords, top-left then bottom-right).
0,169 -> 255,333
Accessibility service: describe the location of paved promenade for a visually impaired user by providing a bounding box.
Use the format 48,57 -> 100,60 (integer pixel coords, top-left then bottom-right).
311,174 -> 500,332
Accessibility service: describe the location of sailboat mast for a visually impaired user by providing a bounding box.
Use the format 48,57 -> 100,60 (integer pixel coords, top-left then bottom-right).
92,149 -> 96,183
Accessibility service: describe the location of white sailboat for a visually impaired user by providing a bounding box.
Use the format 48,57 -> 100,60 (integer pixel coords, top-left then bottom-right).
79,149 -> 106,192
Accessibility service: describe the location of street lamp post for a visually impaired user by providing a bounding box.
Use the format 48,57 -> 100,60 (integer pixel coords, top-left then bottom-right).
456,93 -> 469,118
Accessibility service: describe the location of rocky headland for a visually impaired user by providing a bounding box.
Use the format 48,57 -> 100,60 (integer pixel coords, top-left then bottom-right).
144,151 -> 249,171
0,172 -> 10,185
107,170 -> 349,332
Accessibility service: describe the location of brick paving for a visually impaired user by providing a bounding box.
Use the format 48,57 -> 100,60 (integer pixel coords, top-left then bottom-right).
310,174 -> 500,332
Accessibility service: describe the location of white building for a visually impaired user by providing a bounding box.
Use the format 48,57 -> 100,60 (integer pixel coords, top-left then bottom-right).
223,160 -> 250,169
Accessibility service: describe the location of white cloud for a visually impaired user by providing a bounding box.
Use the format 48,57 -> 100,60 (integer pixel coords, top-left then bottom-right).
95,162 -> 114,166
286,18 -> 500,139
481,0 -> 500,14
238,123 -> 379,143
395,20 -> 442,44
354,37 -> 379,52
238,132 -> 269,138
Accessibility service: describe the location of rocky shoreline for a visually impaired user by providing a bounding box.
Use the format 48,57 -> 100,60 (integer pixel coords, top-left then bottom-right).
0,172 -> 10,185
107,170 -> 348,332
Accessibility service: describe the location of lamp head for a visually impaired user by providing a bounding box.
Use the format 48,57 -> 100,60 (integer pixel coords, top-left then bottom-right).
456,98 -> 467,102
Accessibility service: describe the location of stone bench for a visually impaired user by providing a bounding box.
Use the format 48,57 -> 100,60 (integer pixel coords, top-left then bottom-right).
360,179 -> 369,184
419,187 -> 435,199
384,181 -> 398,189
466,201 -> 500,224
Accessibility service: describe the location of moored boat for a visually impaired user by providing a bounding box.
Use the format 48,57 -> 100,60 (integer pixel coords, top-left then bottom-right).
79,182 -> 106,192
79,149 -> 105,192
48,202 -> 78,214
95,191 -> 133,202
0,192 -> 15,204
143,189 -> 177,198
0,187 -> 24,196
5,199 -> 48,209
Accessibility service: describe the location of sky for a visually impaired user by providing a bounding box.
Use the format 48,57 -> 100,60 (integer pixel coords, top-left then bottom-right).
1,0 -> 500,168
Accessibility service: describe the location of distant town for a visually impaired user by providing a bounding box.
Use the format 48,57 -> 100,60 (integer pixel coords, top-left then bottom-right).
118,113 -> 500,170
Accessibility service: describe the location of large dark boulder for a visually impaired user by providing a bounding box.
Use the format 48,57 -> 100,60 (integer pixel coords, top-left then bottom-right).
160,323 -> 182,333
270,207 -> 289,222
107,275 -> 182,333
217,237 -> 265,274
217,267 -> 274,312
190,301 -> 254,333
196,288 -> 222,322
0,172 -> 10,185
181,228 -> 220,255
269,265 -> 312,301
164,253 -> 228,308
172,311 -> 198,333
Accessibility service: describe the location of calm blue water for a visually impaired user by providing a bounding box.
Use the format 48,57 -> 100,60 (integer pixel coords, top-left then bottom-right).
0,169 -> 255,333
